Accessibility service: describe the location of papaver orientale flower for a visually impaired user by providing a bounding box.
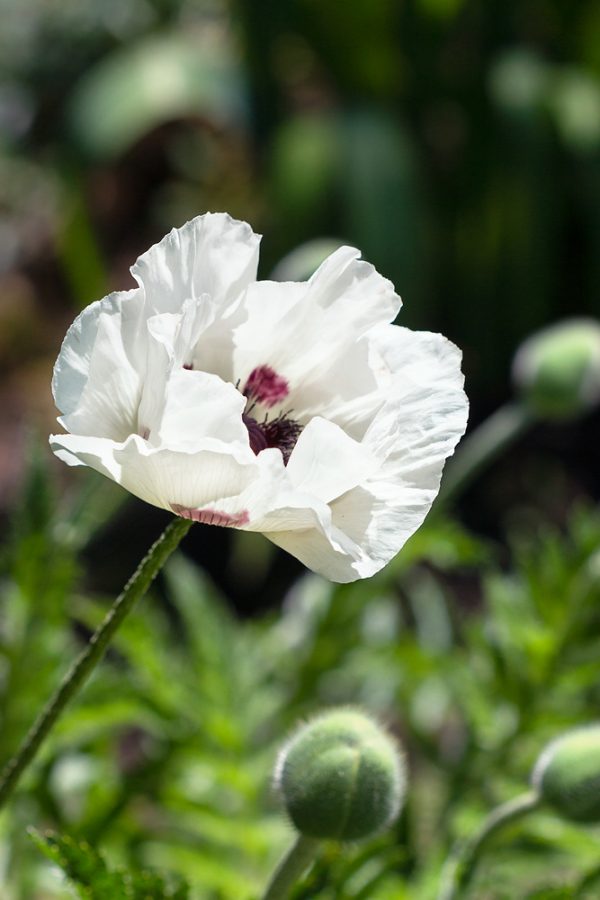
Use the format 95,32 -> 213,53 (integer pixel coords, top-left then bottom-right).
51,213 -> 468,582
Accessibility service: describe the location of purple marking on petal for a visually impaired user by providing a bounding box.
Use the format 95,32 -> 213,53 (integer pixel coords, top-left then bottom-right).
139,427 -> 150,440
171,504 -> 250,527
183,363 -> 193,370
243,365 -> 289,408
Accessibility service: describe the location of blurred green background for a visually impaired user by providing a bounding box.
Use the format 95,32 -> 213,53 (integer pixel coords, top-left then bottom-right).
2,1 -> 600,897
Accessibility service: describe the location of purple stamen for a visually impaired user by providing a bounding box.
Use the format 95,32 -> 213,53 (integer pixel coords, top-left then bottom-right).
243,414 -> 269,455
238,363 -> 301,463
243,412 -> 302,465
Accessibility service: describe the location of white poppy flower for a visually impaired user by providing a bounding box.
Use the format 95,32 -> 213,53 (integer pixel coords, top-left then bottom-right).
50,213 -> 468,582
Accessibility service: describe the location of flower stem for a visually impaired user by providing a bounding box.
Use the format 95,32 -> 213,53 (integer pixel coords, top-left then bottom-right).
0,516 -> 193,810
261,835 -> 320,900
438,790 -> 541,900
435,402 -> 534,510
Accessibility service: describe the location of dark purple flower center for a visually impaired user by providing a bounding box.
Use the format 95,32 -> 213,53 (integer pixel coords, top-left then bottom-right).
241,365 -> 302,464
243,412 -> 303,464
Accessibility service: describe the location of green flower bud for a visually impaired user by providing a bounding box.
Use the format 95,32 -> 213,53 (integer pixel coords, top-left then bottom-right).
274,708 -> 406,842
532,725 -> 600,823
512,319 -> 600,420
271,239 -> 344,282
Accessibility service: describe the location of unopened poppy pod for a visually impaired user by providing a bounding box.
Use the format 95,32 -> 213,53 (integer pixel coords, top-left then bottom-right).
51,213 -> 468,582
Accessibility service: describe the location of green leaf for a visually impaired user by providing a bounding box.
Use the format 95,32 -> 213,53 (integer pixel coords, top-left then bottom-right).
29,828 -> 130,899
29,828 -> 189,899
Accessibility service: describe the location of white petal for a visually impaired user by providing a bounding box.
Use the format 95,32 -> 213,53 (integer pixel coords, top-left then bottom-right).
130,213 -> 260,316
58,306 -> 142,441
135,312 -> 180,438
265,530 -> 359,582
250,484 -> 360,579
307,245 -> 401,328
287,335 -> 384,440
232,246 -> 401,390
182,447 -> 288,525
250,488 -> 332,534
262,480 -> 436,583
50,432 -> 284,522
264,327 -> 468,582
232,279 -> 304,382
154,368 -> 248,450
286,417 -> 375,503
172,294 -> 219,368
329,481 -> 438,579
261,503 -> 362,582
52,288 -> 144,418
187,304 -> 244,384
112,437 -> 255,513
364,326 -> 469,485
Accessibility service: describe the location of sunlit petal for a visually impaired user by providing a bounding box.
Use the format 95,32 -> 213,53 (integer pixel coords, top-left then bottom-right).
51,212 -> 468,582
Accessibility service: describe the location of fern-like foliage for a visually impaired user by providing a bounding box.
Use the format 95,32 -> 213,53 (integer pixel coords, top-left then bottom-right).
29,828 -> 188,899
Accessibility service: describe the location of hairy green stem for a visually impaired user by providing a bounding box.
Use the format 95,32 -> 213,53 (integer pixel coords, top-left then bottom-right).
0,516 -> 193,810
435,402 -> 534,510
438,790 -> 541,900
262,835 -> 320,900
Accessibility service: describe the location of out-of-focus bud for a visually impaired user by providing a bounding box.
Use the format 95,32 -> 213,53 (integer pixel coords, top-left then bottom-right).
271,239 -> 344,282
489,49 -> 549,116
550,70 -> 600,154
274,708 -> 406,842
531,724 -> 600,823
512,319 -> 600,420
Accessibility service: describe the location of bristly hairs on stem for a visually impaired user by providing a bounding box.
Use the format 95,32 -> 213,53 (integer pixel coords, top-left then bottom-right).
0,515 -> 193,810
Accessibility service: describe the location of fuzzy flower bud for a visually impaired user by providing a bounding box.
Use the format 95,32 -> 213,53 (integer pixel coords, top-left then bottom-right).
531,724 -> 600,823
274,708 -> 406,842
512,319 -> 600,420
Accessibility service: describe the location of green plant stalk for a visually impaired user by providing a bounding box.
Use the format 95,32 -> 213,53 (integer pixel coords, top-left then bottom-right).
58,173 -> 108,310
261,835 -> 320,900
0,516 -> 193,810
438,790 -> 541,900
435,402 -> 534,511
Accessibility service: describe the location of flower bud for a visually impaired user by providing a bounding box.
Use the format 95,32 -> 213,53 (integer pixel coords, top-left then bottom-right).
270,239 -> 344,282
274,708 -> 406,842
531,725 -> 600,823
512,319 -> 600,420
